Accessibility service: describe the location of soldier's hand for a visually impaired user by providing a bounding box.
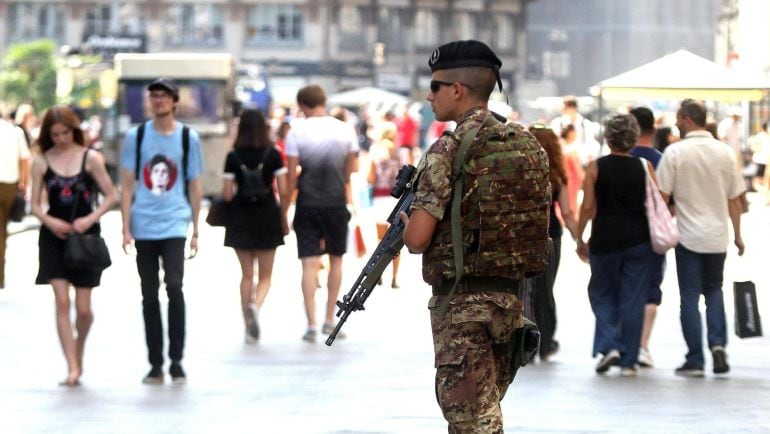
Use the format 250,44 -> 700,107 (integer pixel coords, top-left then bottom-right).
398,211 -> 410,227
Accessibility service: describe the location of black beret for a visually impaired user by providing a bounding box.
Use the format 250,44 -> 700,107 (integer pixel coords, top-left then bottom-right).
429,40 -> 503,91
428,40 -> 502,72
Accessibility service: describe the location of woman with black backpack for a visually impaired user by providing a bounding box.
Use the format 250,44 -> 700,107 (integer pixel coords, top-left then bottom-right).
221,109 -> 289,343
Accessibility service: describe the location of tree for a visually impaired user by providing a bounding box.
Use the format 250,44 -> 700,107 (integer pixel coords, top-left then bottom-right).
0,39 -> 57,113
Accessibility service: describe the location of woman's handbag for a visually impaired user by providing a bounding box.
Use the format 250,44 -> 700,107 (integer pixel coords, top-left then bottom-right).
640,159 -> 679,254
205,196 -> 230,227
10,191 -> 26,222
62,171 -> 111,272
64,232 -> 112,271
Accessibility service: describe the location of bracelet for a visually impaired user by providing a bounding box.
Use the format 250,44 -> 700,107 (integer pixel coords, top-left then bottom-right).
192,233 -> 199,237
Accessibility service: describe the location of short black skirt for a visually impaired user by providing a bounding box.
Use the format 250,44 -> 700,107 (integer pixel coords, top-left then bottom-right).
36,225 -> 103,288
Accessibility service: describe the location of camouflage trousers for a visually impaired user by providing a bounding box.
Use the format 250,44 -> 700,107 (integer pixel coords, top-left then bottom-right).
429,292 -> 523,434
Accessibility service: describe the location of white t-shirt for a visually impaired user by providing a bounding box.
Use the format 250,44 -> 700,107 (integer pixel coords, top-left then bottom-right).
656,130 -> 745,253
0,119 -> 30,183
285,116 -> 359,207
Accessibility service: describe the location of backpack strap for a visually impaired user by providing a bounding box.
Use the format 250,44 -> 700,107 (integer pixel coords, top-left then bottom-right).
135,122 -> 145,182
182,125 -> 190,199
438,115 -> 499,317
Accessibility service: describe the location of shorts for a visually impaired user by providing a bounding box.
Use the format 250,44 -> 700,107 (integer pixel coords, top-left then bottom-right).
293,206 -> 350,258
646,254 -> 665,305
756,164 -> 766,178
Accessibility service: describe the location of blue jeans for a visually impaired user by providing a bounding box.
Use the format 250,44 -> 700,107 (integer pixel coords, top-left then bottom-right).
588,242 -> 653,368
674,244 -> 727,367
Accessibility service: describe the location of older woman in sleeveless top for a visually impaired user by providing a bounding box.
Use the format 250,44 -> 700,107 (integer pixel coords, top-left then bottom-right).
576,114 -> 657,377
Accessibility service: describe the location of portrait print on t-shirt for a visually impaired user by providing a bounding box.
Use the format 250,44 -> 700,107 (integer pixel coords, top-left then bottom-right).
143,153 -> 178,196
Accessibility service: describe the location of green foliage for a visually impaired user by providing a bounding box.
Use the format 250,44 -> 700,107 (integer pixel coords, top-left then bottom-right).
0,39 -> 57,113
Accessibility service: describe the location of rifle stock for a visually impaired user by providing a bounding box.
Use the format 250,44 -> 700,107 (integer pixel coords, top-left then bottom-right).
326,165 -> 416,346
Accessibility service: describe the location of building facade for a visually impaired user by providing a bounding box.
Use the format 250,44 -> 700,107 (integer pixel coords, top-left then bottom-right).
0,0 -> 534,106
526,0 -> 721,98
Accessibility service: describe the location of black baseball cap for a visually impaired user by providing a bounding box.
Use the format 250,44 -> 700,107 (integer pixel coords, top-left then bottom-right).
148,77 -> 179,102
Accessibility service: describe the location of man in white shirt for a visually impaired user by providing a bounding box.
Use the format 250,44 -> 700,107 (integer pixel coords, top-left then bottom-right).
717,106 -> 745,174
550,95 -> 601,165
0,106 -> 31,289
285,84 -> 359,342
656,99 -> 745,378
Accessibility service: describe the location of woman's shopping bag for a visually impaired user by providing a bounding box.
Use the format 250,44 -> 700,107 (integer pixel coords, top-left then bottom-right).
640,159 -> 679,254
347,220 -> 367,258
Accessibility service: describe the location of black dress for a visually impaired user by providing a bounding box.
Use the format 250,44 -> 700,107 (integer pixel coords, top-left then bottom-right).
223,147 -> 285,250
36,151 -> 103,287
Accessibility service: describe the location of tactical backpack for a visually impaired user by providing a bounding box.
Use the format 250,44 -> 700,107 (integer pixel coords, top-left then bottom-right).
440,116 -> 551,298
234,148 -> 271,203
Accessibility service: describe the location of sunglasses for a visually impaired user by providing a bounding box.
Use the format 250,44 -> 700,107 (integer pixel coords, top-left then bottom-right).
429,79 -> 471,93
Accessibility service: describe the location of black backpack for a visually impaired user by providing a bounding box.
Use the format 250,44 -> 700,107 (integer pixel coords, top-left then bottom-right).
234,148 -> 271,203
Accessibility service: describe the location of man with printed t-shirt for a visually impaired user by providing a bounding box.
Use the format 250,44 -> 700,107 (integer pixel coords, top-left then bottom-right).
120,77 -> 204,385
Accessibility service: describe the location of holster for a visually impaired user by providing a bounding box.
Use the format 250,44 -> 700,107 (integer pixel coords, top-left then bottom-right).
493,317 -> 540,382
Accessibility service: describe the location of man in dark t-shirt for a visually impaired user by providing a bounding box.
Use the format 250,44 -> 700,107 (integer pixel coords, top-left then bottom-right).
285,84 -> 360,343
629,106 -> 664,369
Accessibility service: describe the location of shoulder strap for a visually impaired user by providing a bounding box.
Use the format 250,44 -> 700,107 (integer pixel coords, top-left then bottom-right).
135,122 -> 145,181
182,125 -> 190,199
438,116 -> 498,316
68,150 -> 91,223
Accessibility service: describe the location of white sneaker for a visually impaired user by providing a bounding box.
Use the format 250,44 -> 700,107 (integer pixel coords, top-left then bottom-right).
621,367 -> 638,377
638,347 -> 654,368
244,330 -> 257,344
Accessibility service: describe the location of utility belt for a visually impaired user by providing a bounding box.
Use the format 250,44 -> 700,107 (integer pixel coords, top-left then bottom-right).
432,276 -> 520,296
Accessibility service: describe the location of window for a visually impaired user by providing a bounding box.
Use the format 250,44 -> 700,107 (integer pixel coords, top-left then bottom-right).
338,5 -> 365,50
378,7 -> 405,53
165,4 -> 225,48
245,5 -> 305,47
84,3 -> 146,36
453,12 -> 476,41
414,9 -> 440,48
5,2 -> 65,43
493,14 -> 515,51
116,3 -> 145,34
84,4 -> 111,36
119,80 -> 226,129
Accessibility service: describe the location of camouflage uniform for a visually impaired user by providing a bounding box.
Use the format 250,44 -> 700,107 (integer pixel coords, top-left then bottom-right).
413,107 -> 526,433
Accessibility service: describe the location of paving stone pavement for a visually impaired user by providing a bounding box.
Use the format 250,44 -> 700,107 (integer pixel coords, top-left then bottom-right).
1,198 -> 769,433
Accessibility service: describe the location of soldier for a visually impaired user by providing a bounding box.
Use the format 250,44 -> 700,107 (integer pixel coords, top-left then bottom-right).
400,40 -> 550,433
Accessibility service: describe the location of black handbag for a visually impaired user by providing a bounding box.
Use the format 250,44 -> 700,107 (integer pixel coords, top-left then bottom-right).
65,232 -> 112,271
733,281 -> 763,338
10,191 -> 25,222
206,196 -> 230,227
62,168 -> 111,272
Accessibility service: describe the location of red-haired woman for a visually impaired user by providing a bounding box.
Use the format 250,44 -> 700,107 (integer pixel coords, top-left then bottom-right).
30,106 -> 117,386
529,125 -> 578,360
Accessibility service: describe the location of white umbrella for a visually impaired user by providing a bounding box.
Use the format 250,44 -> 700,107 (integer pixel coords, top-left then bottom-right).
328,87 -> 409,111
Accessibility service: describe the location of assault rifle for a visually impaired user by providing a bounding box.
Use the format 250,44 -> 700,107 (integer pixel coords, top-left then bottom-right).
325,164 -> 417,346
